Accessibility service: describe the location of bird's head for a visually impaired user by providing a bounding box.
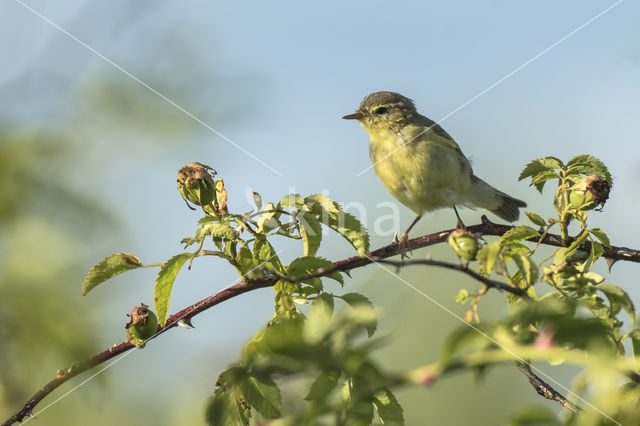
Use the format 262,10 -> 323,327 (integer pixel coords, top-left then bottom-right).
342,91 -> 417,136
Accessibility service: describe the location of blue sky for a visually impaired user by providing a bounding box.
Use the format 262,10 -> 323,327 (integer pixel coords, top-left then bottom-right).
2,1 -> 639,424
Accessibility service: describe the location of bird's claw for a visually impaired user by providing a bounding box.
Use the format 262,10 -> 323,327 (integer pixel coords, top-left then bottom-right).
397,232 -> 412,261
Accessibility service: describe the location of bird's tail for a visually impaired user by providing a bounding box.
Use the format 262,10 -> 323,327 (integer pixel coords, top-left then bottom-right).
465,176 -> 527,222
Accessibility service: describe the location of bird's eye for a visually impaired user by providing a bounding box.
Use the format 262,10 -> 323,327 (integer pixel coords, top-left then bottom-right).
373,107 -> 388,115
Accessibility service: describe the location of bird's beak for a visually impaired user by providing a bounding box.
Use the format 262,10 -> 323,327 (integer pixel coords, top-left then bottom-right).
342,112 -> 364,120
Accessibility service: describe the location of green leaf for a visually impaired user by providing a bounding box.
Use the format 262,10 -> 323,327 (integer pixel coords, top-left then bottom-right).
82,253 -> 143,295
253,237 -> 284,273
524,211 -> 546,227
373,389 -> 404,426
278,193 -> 305,209
287,256 -> 343,287
519,157 -> 563,181
256,202 -> 281,234
566,229 -> 590,256
236,245 -> 257,276
304,194 -> 369,256
299,212 -> 322,256
589,228 -> 610,247
567,154 -> 612,185
201,221 -> 238,240
305,296 -> 334,343
503,404 -> 559,426
499,225 -> 540,246
511,254 -> 538,286
628,329 -> 640,360
154,253 -> 190,326
343,387 -> 374,426
313,292 -> 335,313
442,324 -> 497,361
597,283 -> 635,323
340,292 -> 377,337
477,241 -> 501,274
306,370 -> 341,402
580,240 -> 604,272
274,290 -> 300,319
206,369 -> 251,426
236,372 -> 281,419
252,191 -> 262,210
530,170 -> 561,193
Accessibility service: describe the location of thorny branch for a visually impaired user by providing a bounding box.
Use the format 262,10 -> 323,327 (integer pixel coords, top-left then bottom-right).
3,216 -> 640,425
514,361 -> 581,414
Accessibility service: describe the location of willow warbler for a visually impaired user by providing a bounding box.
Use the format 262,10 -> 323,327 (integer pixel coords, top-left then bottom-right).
343,91 -> 526,256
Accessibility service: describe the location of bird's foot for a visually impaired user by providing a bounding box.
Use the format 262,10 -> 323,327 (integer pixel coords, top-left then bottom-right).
397,232 -> 412,261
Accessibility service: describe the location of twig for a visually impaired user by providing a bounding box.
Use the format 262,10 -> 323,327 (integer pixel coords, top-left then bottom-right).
4,216 -> 640,425
514,361 -> 580,414
370,258 -> 530,296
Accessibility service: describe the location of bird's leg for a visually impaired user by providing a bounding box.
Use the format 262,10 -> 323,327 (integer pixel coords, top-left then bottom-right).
453,206 -> 466,230
398,214 -> 422,260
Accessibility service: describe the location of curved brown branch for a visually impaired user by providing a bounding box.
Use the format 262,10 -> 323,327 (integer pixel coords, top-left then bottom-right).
4,216 -> 639,425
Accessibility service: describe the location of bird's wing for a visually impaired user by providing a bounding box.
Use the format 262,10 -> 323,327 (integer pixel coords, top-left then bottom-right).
414,115 -> 463,153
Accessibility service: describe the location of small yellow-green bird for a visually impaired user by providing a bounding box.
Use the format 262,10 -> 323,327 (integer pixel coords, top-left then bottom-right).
343,91 -> 526,256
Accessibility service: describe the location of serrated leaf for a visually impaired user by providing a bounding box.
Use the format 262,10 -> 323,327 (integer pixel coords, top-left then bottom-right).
499,225 -> 540,246
597,283 -> 635,323
278,193 -> 305,209
518,157 -> 563,181
340,292 -> 377,337
580,241 -> 603,272
237,372 -> 281,419
524,211 -> 546,227
530,170 -> 561,193
305,297 -> 334,343
82,253 -> 143,295
343,391 -> 374,426
253,237 -> 284,273
274,290 -> 299,319
373,389 -> 404,426
299,212 -> 322,256
287,256 -> 343,287
236,245 -> 257,276
154,253 -> 190,326
313,292 -> 335,313
205,389 -> 250,426
306,370 -> 340,402
567,154 -> 612,185
589,228 -> 610,247
518,160 -> 550,181
304,194 -> 369,256
511,254 -> 538,286
206,370 -> 251,426
566,229 -> 589,255
201,221 -> 238,240
256,202 -> 282,234
477,241 -> 501,274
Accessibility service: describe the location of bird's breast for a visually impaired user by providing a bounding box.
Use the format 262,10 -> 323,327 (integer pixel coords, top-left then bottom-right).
369,134 -> 471,214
